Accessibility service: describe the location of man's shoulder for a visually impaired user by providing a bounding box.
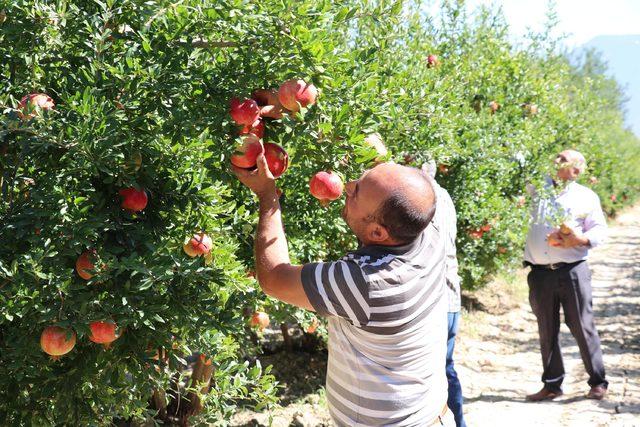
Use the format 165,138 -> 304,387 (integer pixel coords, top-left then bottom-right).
572,182 -> 600,201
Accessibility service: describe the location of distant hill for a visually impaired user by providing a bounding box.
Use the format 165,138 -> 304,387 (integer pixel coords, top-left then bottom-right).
583,35 -> 640,137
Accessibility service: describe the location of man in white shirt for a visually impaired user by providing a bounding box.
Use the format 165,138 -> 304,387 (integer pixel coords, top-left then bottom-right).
524,149 -> 608,402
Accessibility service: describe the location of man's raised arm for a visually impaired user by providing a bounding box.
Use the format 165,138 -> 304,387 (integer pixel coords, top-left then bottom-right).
232,152 -> 314,310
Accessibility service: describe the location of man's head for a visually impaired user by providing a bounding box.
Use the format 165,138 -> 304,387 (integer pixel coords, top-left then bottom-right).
555,149 -> 586,182
342,162 -> 436,246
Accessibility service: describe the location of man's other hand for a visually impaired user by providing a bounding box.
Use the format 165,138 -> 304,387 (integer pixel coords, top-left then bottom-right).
547,228 -> 590,248
231,151 -> 277,199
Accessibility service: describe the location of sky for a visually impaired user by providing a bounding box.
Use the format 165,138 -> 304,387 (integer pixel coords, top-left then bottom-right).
425,0 -> 640,47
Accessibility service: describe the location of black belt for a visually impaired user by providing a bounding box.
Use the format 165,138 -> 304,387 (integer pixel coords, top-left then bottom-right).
523,260 -> 584,270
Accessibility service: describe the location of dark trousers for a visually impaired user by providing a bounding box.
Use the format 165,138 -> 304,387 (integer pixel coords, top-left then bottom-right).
446,312 -> 466,427
527,261 -> 608,391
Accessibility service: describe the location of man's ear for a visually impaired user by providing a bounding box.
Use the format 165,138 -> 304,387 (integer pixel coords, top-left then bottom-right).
367,223 -> 390,243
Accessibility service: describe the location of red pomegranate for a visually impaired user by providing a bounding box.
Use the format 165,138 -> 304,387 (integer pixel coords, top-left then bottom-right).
263,142 -> 289,178
88,321 -> 120,348
481,223 -> 492,232
239,119 -> 265,138
489,101 -> 500,114
250,311 -> 270,331
229,98 -> 260,126
277,79 -> 318,112
40,326 -> 76,359
18,93 -> 55,120
309,171 -> 344,206
427,54 -> 439,68
230,134 -> 263,169
184,233 -> 213,257
76,250 -> 97,280
119,187 -> 148,212
305,318 -> 319,334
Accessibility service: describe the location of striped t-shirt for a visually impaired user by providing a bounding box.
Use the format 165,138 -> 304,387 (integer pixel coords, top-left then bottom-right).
301,200 -> 448,426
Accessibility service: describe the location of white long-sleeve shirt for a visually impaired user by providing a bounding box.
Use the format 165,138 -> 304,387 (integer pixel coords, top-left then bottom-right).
524,179 -> 607,265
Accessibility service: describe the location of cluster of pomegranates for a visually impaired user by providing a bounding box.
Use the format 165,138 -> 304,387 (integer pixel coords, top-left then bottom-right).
40,321 -> 120,359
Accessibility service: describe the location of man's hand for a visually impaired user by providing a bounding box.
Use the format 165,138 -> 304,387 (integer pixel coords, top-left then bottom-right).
547,226 -> 590,248
231,151 -> 277,200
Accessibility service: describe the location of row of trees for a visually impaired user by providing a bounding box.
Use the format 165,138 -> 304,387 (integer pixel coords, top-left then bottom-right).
1,0 -> 638,423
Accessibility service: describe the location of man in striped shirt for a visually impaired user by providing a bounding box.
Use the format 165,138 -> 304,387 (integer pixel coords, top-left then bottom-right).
233,155 -> 452,426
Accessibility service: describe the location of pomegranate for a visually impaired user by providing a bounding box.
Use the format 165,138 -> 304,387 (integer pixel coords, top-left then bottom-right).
277,79 -> 317,112
489,101 -> 500,114
263,142 -> 289,178
18,93 -> 55,120
610,194 -> 617,202
40,326 -> 76,359
438,164 -> 449,175
119,187 -> 148,212
230,134 -> 263,169
481,223 -> 492,232
229,98 -> 260,126
183,233 -> 213,257
76,250 -> 97,280
427,54 -> 439,68
239,119 -> 265,138
250,311 -> 270,331
309,171 -> 344,206
468,229 -> 484,239
89,321 -> 120,348
588,176 -> 598,185
304,318 -> 319,334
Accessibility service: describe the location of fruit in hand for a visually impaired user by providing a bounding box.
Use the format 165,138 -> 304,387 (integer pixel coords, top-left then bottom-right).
309,171 -> 344,206
239,119 -> 265,138
41,326 -> 76,359
230,134 -> 263,169
278,79 -> 317,112
263,142 -> 289,178
230,98 -> 260,126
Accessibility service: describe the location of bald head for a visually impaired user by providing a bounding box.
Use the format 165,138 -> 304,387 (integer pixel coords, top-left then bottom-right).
367,162 -> 436,243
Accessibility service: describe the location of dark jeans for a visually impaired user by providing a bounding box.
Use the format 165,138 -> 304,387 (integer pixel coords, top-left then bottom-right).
446,312 -> 466,427
527,261 -> 608,392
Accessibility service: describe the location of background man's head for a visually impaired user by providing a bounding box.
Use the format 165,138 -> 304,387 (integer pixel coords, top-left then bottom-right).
342,162 -> 436,246
555,149 -> 587,182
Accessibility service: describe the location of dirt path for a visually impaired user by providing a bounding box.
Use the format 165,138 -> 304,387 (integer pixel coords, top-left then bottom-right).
232,205 -> 640,426
459,205 -> 640,427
